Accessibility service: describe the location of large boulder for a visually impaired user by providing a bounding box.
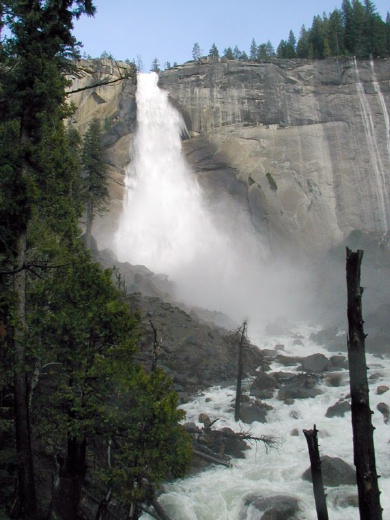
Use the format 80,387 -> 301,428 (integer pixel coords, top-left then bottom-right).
299,353 -> 329,373
302,456 -> 356,486
239,400 -> 273,424
241,494 -> 300,520
250,371 -> 277,399
277,373 -> 323,400
325,399 -> 351,418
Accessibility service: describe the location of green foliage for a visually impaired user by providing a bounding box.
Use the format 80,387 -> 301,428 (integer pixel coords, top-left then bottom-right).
266,172 -> 278,191
151,57 -> 160,72
81,117 -> 109,216
96,367 -> 192,504
279,0 -> 390,59
209,42 -> 219,58
223,46 -> 234,60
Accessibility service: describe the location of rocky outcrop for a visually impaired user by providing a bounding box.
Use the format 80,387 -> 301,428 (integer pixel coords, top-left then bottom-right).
68,57 -> 390,255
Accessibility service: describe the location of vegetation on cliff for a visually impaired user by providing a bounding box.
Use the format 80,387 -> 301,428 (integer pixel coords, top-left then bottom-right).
0,2 -> 190,518
196,0 -> 390,65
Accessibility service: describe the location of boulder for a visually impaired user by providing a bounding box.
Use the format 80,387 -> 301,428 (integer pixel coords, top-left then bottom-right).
302,456 -> 356,486
376,385 -> 389,395
250,371 -> 277,399
376,402 -> 389,423
241,493 -> 300,520
325,399 -> 350,418
299,353 -> 329,373
239,400 -> 273,424
277,373 -> 323,400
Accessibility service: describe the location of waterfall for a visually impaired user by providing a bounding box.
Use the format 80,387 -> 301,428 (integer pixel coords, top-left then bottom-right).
370,59 -> 390,165
115,73 -> 300,322
353,58 -> 390,230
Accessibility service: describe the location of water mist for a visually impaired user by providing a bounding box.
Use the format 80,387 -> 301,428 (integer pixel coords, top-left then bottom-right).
115,72 -> 314,327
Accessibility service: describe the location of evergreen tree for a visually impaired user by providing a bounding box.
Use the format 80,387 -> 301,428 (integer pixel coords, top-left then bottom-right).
327,9 -> 345,56
287,30 -> 297,57
296,25 -> 310,57
233,45 -> 243,60
223,46 -> 234,59
0,3 -> 96,515
151,57 -> 160,72
209,42 -> 219,58
81,117 -> 109,249
249,37 -> 258,60
265,40 -> 275,57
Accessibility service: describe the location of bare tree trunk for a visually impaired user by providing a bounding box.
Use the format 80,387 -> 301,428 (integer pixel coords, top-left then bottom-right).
13,229 -> 37,519
52,436 -> 87,519
303,425 -> 329,520
346,248 -> 382,520
234,321 -> 247,422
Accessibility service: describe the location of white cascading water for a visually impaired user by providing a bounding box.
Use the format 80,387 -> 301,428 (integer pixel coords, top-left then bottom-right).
115,72 -> 311,324
353,58 -> 390,231
370,59 -> 390,167
114,72 -> 390,520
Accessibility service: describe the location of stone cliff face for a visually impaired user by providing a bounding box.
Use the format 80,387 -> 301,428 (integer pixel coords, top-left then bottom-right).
69,57 -> 390,254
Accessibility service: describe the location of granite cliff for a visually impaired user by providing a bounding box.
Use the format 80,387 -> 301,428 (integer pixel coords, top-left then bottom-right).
69,57 -> 390,256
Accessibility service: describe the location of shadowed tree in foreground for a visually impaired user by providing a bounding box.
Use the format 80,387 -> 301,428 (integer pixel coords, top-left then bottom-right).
346,248 -> 382,520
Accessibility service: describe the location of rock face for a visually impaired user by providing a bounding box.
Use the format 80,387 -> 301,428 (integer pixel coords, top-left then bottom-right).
68,57 -> 390,254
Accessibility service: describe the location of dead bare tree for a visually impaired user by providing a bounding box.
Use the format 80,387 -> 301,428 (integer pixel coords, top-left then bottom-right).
303,425 -> 329,520
235,320 -> 247,421
346,248 -> 382,519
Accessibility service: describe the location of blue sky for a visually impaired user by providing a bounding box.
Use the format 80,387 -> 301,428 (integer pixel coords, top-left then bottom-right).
73,0 -> 390,70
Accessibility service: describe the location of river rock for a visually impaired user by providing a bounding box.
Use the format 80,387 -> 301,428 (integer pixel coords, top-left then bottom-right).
239,400 -> 273,424
241,493 -> 300,520
325,399 -> 350,418
299,353 -> 329,373
376,402 -> 389,423
376,385 -> 389,395
277,373 -> 323,400
302,455 -> 356,486
250,371 -> 277,399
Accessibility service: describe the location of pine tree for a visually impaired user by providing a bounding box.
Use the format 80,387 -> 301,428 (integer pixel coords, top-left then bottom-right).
0,3 -> 96,516
151,57 -> 160,72
249,37 -> 258,60
209,42 -> 219,58
223,46 -> 234,59
81,117 -> 109,249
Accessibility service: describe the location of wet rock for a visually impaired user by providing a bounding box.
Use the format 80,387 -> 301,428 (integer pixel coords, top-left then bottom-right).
325,399 -> 350,418
376,385 -> 389,395
198,413 -> 211,425
329,355 -> 348,369
250,371 -> 277,399
376,402 -> 389,423
291,428 -> 300,436
242,493 -> 300,520
302,456 -> 356,486
239,400 -> 273,424
293,338 -> 304,346
324,373 -> 343,387
299,353 -> 329,373
277,373 -> 323,400
275,354 -> 301,367
309,326 -> 345,352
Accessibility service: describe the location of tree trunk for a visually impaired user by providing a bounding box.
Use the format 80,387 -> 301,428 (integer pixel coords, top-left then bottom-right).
13,228 -> 37,519
52,436 -> 87,520
346,248 -> 383,520
303,425 -> 329,520
234,321 -> 247,422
